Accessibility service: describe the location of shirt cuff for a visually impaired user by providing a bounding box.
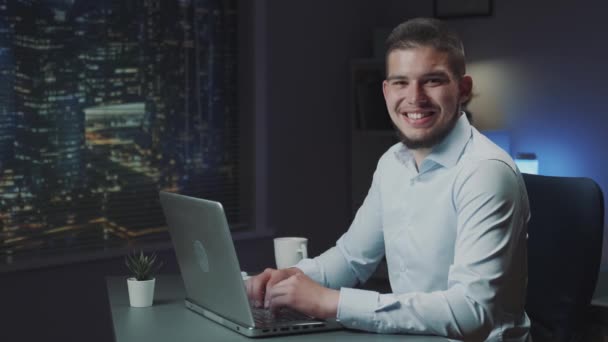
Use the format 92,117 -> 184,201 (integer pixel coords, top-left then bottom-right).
337,287 -> 379,328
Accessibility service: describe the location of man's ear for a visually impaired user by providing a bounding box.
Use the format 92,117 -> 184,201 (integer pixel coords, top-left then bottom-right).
459,75 -> 473,104
382,79 -> 389,100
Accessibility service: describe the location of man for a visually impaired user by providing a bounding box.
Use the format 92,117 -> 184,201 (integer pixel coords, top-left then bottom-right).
247,17 -> 530,341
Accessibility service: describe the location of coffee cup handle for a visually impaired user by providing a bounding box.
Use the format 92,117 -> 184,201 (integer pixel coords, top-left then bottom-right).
298,245 -> 308,259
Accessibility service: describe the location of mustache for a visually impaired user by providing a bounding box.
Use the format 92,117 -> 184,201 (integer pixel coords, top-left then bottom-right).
394,104 -> 437,113
394,99 -> 437,113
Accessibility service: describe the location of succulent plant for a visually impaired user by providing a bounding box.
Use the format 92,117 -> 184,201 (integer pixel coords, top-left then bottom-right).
125,250 -> 163,281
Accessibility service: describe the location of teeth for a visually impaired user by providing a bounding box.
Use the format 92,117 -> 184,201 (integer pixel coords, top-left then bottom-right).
407,112 -> 427,120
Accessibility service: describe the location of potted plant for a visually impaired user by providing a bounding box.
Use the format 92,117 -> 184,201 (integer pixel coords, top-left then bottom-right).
125,250 -> 163,307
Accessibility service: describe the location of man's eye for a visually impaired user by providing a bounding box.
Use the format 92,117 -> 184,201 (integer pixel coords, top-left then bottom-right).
425,78 -> 447,86
392,80 -> 407,86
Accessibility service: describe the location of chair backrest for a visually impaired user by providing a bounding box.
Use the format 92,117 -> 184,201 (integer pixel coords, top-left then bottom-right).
523,173 -> 604,342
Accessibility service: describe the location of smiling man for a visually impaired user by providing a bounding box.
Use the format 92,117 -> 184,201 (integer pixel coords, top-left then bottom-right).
247,18 -> 530,342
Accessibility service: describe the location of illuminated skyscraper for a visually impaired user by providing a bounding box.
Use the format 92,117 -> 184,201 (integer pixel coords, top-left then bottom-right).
75,1 -> 142,108
0,0 -> 14,168
13,1 -> 85,198
84,103 -> 165,238
0,0 -> 239,262
149,0 -> 238,207
140,0 -> 164,155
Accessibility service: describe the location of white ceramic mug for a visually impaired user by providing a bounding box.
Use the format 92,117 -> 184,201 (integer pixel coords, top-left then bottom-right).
274,237 -> 308,269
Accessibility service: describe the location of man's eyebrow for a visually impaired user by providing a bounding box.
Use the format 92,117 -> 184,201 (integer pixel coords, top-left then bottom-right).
386,71 -> 451,82
386,75 -> 408,81
422,71 -> 450,79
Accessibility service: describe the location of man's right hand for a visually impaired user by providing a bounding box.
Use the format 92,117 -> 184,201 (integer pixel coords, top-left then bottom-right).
245,267 -> 303,308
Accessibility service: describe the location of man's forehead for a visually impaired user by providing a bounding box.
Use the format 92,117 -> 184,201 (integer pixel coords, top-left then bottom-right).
387,45 -> 449,62
386,47 -> 453,77
387,45 -> 448,58
386,70 -> 449,81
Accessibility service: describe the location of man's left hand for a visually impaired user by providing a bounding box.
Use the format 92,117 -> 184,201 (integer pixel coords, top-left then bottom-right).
265,272 -> 339,319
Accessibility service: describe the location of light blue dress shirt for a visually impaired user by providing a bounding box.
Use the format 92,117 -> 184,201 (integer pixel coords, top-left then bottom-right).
296,115 -> 531,341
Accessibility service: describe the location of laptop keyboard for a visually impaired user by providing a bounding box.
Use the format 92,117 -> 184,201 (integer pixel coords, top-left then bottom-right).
251,306 -> 313,326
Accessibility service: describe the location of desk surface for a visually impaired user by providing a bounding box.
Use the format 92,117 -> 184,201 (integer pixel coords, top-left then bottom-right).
106,274 -> 449,342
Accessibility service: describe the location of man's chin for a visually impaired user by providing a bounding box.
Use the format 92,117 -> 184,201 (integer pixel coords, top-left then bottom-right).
396,115 -> 460,150
398,130 -> 445,150
401,137 -> 435,150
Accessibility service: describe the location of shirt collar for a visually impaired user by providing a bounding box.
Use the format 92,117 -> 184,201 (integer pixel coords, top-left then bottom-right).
424,113 -> 472,169
394,143 -> 416,169
393,113 -> 472,171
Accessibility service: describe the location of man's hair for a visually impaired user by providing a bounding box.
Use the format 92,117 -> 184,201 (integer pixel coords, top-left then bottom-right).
385,17 -> 466,78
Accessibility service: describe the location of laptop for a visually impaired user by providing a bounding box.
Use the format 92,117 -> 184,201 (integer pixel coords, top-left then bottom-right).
159,191 -> 343,337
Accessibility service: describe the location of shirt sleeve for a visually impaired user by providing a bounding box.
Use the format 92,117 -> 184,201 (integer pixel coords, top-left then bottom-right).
336,160 -> 529,341
295,168 -> 386,289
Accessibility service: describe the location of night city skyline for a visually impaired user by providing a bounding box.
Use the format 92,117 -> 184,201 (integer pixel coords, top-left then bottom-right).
0,0 -> 238,265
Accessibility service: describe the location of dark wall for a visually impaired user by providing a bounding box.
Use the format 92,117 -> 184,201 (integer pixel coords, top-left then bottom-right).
265,0 -> 431,256
265,0 -> 372,256
1,256 -> 121,342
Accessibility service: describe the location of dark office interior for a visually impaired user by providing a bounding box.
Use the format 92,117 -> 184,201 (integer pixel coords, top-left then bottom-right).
2,0 -> 608,341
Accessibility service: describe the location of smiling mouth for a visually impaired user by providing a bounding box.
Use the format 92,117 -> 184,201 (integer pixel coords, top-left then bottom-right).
400,111 -> 435,123
406,112 -> 432,120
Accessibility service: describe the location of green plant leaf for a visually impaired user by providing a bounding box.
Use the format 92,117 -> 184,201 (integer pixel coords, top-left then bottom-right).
125,250 -> 163,281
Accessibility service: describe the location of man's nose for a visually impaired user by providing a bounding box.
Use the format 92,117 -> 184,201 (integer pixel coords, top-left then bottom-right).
404,83 -> 428,105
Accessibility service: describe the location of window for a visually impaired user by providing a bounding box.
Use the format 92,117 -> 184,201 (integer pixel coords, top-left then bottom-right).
0,0 -> 243,269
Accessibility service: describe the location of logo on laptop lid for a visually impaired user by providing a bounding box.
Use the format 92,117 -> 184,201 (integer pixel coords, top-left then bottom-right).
193,240 -> 210,272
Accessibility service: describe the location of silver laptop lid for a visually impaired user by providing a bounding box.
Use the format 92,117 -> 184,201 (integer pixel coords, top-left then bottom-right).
159,191 -> 255,327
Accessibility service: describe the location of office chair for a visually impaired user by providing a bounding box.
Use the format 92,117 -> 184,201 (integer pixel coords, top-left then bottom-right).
523,173 -> 604,342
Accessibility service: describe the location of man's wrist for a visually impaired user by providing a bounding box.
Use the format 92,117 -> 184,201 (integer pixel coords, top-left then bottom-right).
321,288 -> 340,319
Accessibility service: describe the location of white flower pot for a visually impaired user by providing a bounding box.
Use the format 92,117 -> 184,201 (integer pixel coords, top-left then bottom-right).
127,277 -> 156,307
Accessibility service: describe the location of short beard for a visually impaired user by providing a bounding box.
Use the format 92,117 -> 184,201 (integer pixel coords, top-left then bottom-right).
393,110 -> 461,150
